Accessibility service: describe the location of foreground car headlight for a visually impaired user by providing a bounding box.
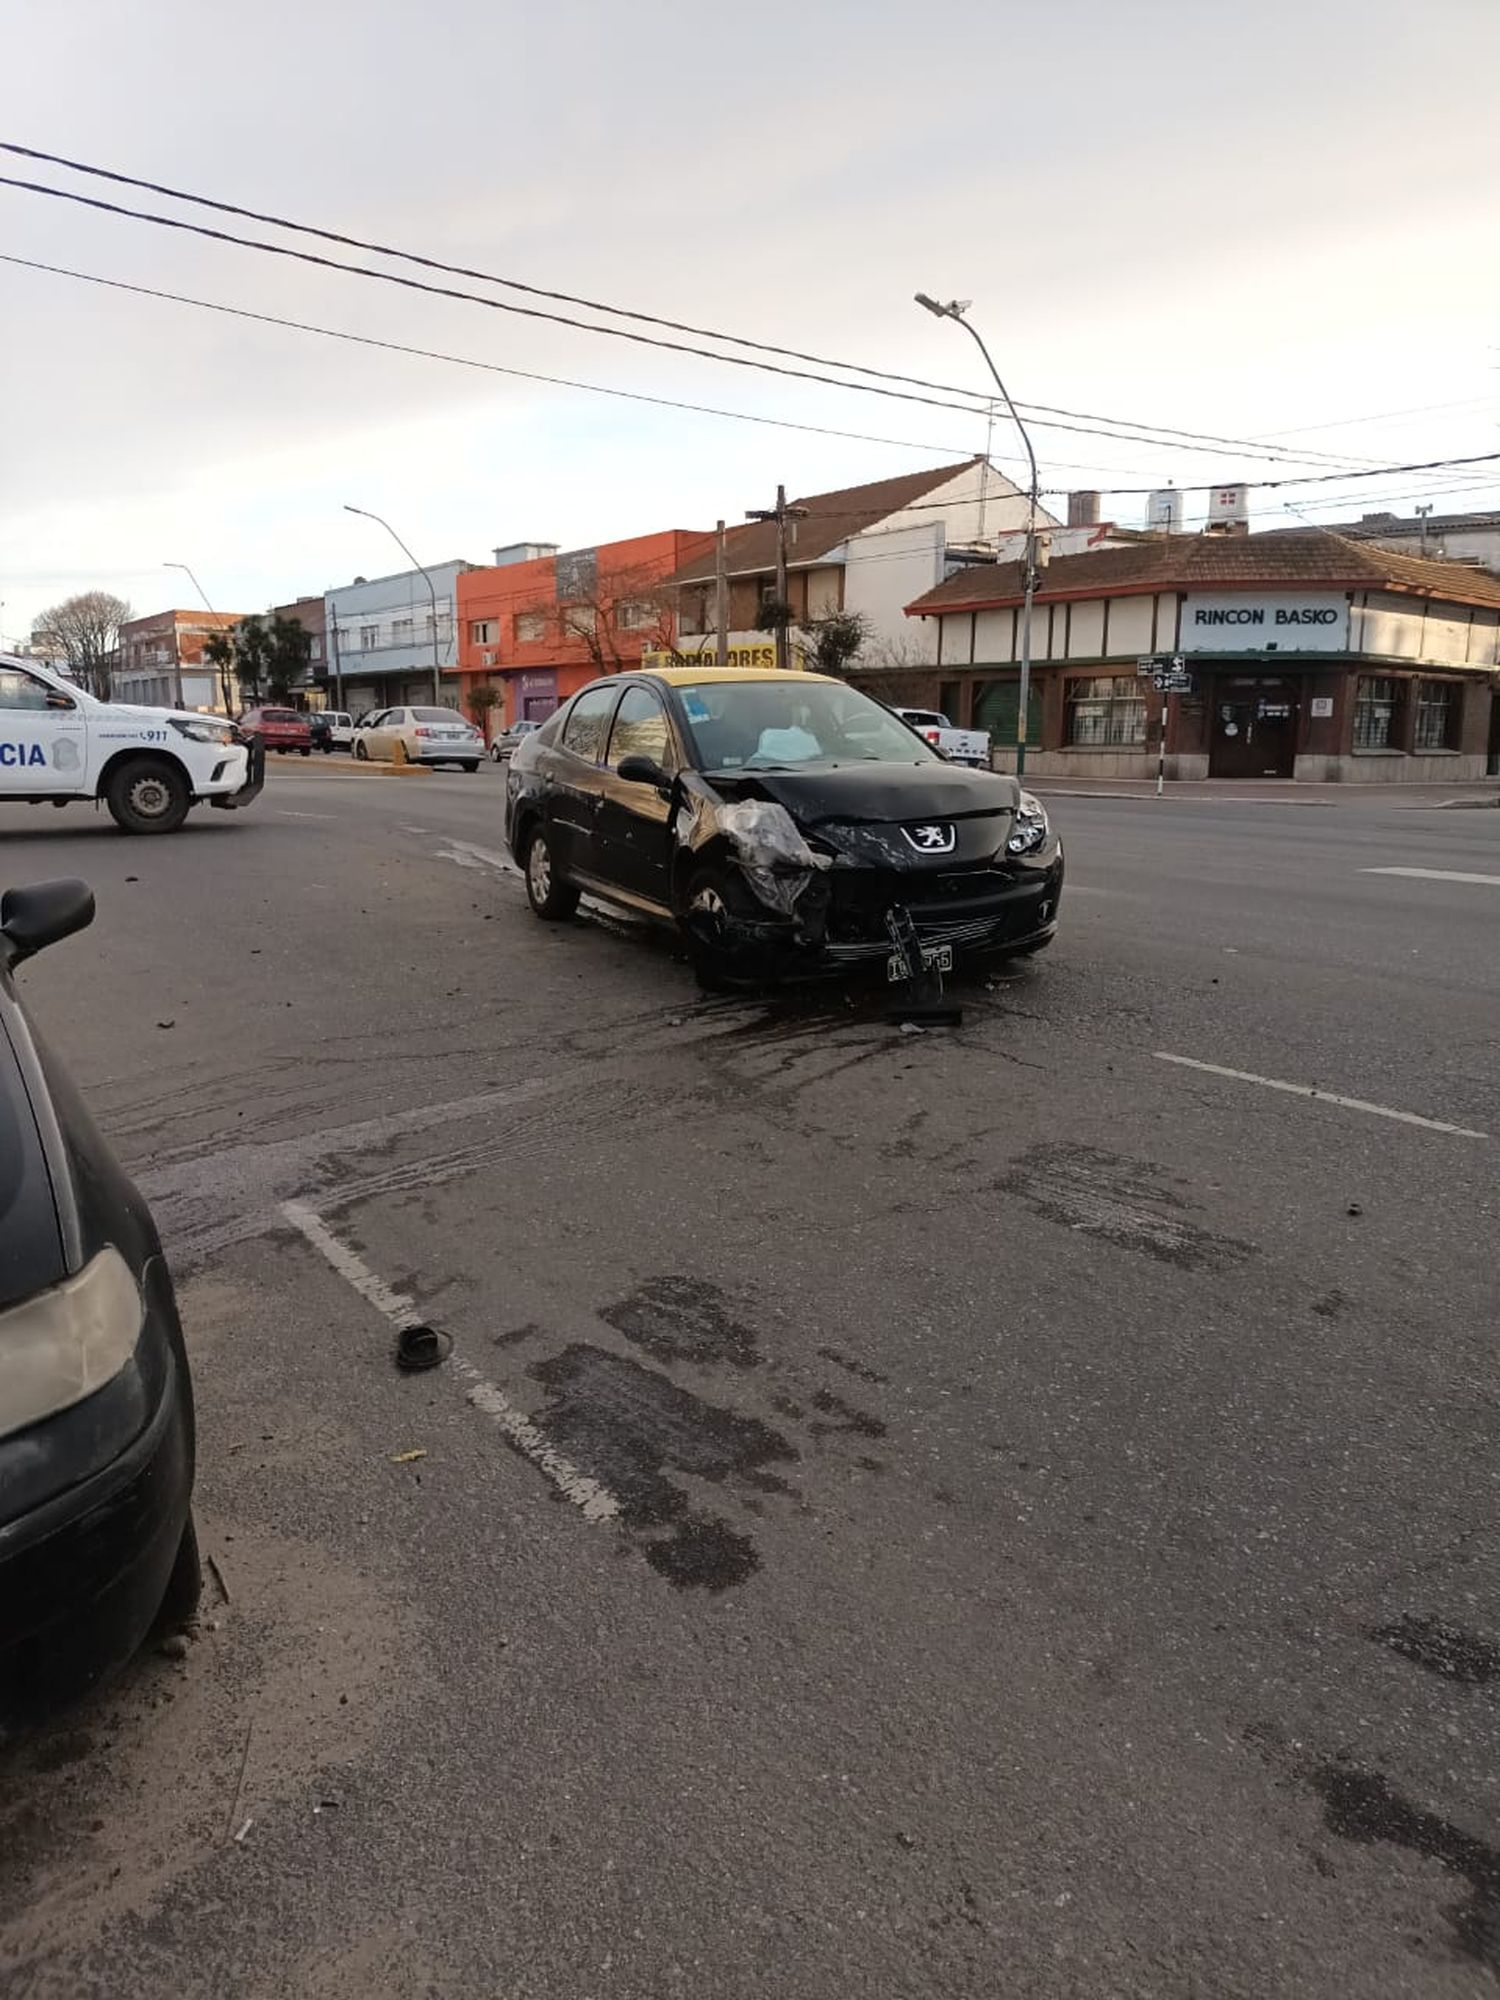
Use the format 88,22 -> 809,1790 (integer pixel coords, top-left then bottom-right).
0,1247 -> 144,1442
169,717 -> 236,745
1006,791 -> 1050,856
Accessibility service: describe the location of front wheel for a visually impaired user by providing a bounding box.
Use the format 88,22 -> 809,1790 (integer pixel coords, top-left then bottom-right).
489,743 -> 504,763
150,1512 -> 202,1634
524,824 -> 579,920
299,746 -> 311,757
681,864 -> 757,991
104,756 -> 192,835
460,762 -> 480,773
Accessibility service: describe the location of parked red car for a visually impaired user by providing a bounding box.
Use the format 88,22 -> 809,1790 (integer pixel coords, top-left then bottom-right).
237,706 -> 312,755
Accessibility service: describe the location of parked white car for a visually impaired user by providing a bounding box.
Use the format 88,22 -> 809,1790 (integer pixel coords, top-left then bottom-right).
353,706 -> 484,770
321,710 -> 355,750
0,654 -> 263,833
892,707 -> 992,770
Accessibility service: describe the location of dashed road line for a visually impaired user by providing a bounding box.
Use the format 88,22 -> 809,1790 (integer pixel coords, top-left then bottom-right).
1362,867 -> 1500,888
434,837 -> 522,881
281,1200 -> 621,1522
1154,1054 -> 1488,1139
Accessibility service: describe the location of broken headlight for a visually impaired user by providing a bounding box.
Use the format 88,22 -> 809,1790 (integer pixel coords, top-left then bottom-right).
1006,792 -> 1050,856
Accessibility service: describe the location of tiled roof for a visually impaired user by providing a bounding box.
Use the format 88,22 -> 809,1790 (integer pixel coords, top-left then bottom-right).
670,460 -> 984,585
905,527 -> 1500,615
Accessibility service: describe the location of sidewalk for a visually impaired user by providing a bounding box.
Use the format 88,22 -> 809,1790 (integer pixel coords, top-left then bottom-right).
1026,775 -> 1500,808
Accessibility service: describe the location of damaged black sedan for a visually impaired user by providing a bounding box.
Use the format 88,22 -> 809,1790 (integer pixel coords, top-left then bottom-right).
504,668 -> 1063,986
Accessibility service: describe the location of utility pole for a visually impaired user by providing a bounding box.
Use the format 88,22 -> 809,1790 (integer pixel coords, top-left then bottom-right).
163,560 -> 215,711
915,295 -> 1041,778
747,484 -> 808,672
1416,503 -> 1433,558
328,600 -> 345,713
713,520 -> 729,667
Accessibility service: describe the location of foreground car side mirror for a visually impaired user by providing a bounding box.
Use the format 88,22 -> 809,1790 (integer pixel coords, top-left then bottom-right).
616,753 -> 674,792
0,879 -> 95,965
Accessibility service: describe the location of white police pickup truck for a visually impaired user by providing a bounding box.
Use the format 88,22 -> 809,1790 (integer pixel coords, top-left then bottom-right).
0,654 -> 265,834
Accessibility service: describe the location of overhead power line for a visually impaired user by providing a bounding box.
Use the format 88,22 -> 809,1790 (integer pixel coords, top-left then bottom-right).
0,137 -> 1377,469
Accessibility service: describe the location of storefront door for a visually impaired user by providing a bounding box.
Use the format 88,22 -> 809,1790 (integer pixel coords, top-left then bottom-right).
1209,678 -> 1299,778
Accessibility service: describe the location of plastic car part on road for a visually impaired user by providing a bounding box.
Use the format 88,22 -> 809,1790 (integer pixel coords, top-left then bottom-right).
676,796 -> 832,918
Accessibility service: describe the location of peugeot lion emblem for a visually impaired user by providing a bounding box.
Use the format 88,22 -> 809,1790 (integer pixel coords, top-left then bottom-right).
903,823 -> 956,855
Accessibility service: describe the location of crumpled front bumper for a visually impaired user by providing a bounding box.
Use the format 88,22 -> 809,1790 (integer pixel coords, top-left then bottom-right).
210,735 -> 266,811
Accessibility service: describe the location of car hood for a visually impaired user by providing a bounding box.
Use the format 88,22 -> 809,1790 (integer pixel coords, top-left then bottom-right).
707,760 -> 1020,828
99,700 -> 237,731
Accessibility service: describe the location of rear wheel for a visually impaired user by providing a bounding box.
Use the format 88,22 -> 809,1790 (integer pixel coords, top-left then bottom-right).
104,756 -> 191,835
489,742 -> 504,763
460,761 -> 480,773
299,745 -> 311,757
354,738 -> 369,761
524,824 -> 579,919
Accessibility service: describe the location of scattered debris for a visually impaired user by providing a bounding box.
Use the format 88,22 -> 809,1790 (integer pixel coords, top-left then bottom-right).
207,1552 -> 232,1603
157,1632 -> 189,1661
390,1448 -> 428,1464
313,1794 -> 343,1816
233,1818 -> 254,1845
395,1323 -> 451,1372
125,875 -> 138,884
156,1019 -> 175,1030
898,1022 -> 925,1037
1346,1202 -> 1364,1217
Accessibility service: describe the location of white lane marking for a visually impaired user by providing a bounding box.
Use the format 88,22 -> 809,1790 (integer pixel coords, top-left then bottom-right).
1362,867 -> 1500,888
279,1201 -> 620,1522
434,837 -> 521,881
398,824 -> 433,834
1154,1054 -> 1488,1139
278,810 -> 336,819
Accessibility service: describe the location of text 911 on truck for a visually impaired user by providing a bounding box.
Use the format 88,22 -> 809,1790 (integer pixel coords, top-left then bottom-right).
0,656 -> 265,833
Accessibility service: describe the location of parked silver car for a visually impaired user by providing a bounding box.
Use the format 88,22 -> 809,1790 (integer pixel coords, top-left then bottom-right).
489,719 -> 540,764
353,706 -> 483,770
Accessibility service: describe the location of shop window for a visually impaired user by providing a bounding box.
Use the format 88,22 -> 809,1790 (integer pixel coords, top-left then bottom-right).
1065,675 -> 1146,747
1414,680 -> 1458,751
1353,676 -> 1401,750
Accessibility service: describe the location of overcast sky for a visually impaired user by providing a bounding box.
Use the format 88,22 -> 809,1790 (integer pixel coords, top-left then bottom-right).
2,0 -> 1498,643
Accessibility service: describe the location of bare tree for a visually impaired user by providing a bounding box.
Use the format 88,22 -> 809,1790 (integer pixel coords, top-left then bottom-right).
525,563 -> 692,677
858,627 -> 936,674
32,591 -> 132,698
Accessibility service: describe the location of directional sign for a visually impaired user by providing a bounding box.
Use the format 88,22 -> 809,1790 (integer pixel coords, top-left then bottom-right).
1137,656 -> 1157,677
1154,668 -> 1194,695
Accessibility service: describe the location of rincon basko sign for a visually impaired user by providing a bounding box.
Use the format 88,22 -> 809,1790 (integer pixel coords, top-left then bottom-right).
1179,592 -> 1349,652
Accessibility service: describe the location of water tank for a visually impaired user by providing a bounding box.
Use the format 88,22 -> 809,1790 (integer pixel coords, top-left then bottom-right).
1067,490 -> 1100,527
1146,487 -> 1183,534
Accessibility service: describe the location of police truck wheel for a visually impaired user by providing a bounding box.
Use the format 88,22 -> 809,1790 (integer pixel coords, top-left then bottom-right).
104,757 -> 191,835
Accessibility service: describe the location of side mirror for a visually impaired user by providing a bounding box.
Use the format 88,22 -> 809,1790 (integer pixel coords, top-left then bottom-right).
1,879 -> 95,965
617,753 -> 674,792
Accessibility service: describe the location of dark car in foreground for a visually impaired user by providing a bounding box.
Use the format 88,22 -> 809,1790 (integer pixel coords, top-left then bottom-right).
504,668 -> 1062,985
0,881 -> 199,1736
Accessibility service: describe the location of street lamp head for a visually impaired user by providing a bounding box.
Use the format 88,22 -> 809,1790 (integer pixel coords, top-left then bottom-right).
914,293 -> 971,320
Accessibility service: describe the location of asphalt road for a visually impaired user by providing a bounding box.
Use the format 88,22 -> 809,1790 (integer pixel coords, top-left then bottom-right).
1,762 -> 1497,1999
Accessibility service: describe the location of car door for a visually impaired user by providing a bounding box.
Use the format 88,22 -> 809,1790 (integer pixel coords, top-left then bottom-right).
595,684 -> 679,911
365,708 -> 399,758
547,685 -> 620,880
0,665 -> 87,795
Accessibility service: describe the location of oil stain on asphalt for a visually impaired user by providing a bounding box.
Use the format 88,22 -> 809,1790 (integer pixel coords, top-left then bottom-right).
1311,1762 -> 1500,1972
601,1275 -> 760,1369
1371,1614 -> 1500,1686
527,1345 -> 798,1591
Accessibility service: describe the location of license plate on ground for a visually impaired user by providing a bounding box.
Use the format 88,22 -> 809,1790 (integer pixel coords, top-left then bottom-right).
886,943 -> 954,982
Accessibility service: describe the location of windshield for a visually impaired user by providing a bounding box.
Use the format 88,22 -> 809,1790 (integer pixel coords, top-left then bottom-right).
413,707 -> 463,724
676,680 -> 941,772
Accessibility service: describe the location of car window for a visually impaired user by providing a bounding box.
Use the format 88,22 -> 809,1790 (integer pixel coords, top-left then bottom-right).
676,679 -> 942,771
0,668 -> 55,712
607,686 -> 675,770
560,685 -> 619,763
412,707 -> 458,724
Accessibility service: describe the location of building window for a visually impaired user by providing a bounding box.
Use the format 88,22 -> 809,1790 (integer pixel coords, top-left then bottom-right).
309,635 -> 323,661
1414,679 -> 1458,751
561,604 -> 597,637
677,589 -> 709,637
359,623 -> 380,650
1353,676 -> 1401,750
391,617 -> 414,646
470,619 -> 497,645
1066,674 -> 1147,747
515,611 -> 546,644
617,600 -> 653,631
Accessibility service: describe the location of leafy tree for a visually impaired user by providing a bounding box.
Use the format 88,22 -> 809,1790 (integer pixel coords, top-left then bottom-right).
213,614 -> 311,707
804,609 -> 870,678
31,591 -> 132,698
468,682 -> 502,741
202,631 -> 238,713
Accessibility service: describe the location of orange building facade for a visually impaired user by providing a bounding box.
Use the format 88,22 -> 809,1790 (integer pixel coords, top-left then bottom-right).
456,528 -> 712,735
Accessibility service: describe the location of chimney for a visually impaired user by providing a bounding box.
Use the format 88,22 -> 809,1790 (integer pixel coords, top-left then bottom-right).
1066,490 -> 1100,528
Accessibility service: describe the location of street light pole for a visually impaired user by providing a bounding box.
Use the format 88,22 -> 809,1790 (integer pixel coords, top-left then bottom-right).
343,505 -> 443,706
163,559 -> 215,712
914,294 -> 1040,779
